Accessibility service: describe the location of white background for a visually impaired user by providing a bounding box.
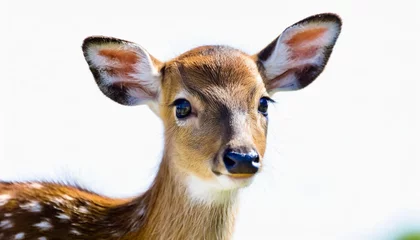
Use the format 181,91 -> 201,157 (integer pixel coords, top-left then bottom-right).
1,0 -> 419,239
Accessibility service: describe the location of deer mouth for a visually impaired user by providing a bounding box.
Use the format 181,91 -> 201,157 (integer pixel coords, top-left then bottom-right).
226,173 -> 255,179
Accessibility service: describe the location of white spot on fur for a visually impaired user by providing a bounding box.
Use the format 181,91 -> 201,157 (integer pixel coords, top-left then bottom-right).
33,220 -> 53,231
29,183 -> 43,189
77,206 -> 89,214
38,237 -> 47,240
0,194 -> 11,206
138,207 -> 145,216
20,200 -> 42,212
70,229 -> 82,235
4,213 -> 12,217
112,232 -> 123,237
0,219 -> 13,229
62,195 -> 74,201
51,197 -> 65,204
14,232 -> 25,239
57,213 -> 71,220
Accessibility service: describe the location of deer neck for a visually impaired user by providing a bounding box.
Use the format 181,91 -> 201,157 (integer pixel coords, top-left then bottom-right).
121,153 -> 239,240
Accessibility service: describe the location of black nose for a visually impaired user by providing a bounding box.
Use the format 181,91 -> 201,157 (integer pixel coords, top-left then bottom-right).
223,150 -> 260,174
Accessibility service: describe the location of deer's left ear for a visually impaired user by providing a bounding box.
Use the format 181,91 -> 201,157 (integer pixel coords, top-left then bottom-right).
255,13 -> 342,94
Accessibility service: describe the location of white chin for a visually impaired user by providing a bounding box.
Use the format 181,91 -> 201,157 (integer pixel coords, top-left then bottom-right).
185,174 -> 254,205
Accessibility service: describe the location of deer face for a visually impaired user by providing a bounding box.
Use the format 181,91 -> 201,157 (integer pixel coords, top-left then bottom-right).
82,14 -> 341,200
159,49 -> 269,190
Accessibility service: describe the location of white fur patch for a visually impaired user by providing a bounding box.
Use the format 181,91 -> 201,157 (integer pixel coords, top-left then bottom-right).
62,195 -> 74,201
185,174 -> 252,205
77,206 -> 89,214
14,232 -> 25,239
29,183 -> 43,189
38,237 -> 47,240
112,232 -> 123,238
57,213 -> 71,220
0,219 -> 13,229
4,213 -> 12,217
70,229 -> 82,235
33,220 -> 53,231
0,194 -> 11,206
51,197 -> 65,204
137,207 -> 145,217
262,37 -> 292,81
20,200 -> 42,212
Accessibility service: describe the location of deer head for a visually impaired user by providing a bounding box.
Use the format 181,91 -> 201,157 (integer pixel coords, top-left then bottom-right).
82,13 -> 341,204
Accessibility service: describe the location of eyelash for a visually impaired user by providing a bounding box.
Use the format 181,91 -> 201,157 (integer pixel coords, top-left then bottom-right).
261,96 -> 275,103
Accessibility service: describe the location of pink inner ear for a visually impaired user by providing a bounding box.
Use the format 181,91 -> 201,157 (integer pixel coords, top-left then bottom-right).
99,49 -> 139,64
286,27 -> 327,47
290,46 -> 319,60
98,49 -> 139,77
286,27 -> 328,61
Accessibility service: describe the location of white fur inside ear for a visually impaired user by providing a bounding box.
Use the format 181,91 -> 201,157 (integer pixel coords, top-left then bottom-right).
130,48 -> 161,95
262,20 -> 340,81
262,42 -> 292,81
268,72 -> 301,91
84,40 -> 161,103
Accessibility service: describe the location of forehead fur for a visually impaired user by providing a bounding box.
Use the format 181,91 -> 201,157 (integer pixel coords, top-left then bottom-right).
164,45 -> 264,104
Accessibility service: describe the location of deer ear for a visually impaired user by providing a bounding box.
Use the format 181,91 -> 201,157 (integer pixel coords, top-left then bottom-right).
82,36 -> 162,106
255,13 -> 342,94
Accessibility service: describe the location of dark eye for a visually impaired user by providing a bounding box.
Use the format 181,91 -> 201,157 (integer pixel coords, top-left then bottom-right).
258,97 -> 269,116
174,99 -> 192,119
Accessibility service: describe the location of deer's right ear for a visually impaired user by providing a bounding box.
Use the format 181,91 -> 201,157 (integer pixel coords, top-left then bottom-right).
82,36 -> 162,106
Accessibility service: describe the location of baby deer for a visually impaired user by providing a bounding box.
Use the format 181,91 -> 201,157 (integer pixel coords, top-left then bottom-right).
0,13 -> 341,240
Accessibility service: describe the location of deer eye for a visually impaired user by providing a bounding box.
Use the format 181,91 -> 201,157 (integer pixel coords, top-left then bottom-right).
258,97 -> 269,116
174,99 -> 192,119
